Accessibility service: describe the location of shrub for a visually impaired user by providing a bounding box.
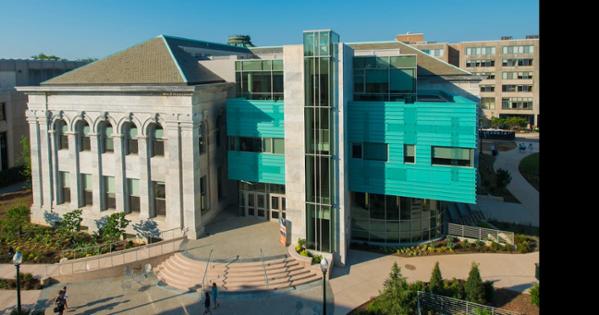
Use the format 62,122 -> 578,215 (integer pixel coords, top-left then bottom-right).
495,169 -> 512,190
2,206 -> 30,239
465,263 -> 486,304
444,278 -> 466,300
60,209 -> 83,233
429,262 -> 444,294
97,212 -> 130,243
530,282 -> 540,307
367,262 -> 416,315
312,254 -> 322,264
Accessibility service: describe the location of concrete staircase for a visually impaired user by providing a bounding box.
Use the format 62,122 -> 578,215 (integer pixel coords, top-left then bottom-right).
155,252 -> 322,293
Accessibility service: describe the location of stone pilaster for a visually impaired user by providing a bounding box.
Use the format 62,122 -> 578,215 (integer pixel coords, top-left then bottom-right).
48,129 -> 60,207
137,135 -> 151,219
181,121 -> 201,237
38,112 -> 53,210
67,132 -> 80,208
90,133 -> 103,213
26,111 -> 43,213
164,119 -> 183,229
113,134 -> 126,212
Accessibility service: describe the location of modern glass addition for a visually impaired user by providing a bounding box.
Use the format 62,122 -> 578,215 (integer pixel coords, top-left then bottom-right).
431,147 -> 474,167
235,59 -> 284,100
353,55 -> 417,101
304,30 -> 339,253
351,192 -> 443,244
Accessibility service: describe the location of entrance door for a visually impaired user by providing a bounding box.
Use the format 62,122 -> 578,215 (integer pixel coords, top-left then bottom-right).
243,191 -> 267,219
269,194 -> 286,221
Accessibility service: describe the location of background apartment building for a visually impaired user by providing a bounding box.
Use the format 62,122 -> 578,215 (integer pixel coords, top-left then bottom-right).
0,59 -> 86,171
398,33 -> 540,128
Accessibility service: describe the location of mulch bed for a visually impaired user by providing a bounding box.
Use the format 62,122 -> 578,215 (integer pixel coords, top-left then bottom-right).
491,288 -> 539,315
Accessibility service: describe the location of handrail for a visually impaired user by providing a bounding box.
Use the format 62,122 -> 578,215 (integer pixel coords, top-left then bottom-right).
201,249 -> 214,290
447,222 -> 515,247
417,291 -> 522,315
260,248 -> 269,288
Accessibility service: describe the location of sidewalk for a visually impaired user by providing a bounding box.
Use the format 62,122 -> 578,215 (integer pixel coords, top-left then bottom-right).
330,249 -> 539,315
492,141 -> 539,225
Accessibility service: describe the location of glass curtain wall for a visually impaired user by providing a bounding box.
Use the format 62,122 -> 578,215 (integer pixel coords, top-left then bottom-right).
235,60 -> 284,100
353,55 -> 417,102
304,30 -> 339,253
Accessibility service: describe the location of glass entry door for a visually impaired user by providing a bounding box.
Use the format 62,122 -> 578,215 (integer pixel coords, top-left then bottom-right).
269,194 -> 286,221
243,191 -> 267,219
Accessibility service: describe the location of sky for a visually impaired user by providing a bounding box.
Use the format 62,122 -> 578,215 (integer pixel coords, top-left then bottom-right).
1,0 -> 539,60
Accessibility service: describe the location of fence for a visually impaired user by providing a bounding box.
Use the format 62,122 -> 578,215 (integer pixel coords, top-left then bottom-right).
417,291 -> 522,315
45,231 -> 186,277
447,223 -> 515,246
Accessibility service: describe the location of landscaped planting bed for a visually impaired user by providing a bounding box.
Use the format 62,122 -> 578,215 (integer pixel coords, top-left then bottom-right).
0,273 -> 42,290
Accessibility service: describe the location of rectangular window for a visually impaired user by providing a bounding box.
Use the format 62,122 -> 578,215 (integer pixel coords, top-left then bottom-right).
363,142 -> 388,161
480,85 -> 495,92
404,144 -> 415,164
127,179 -> 140,213
431,146 -> 474,167
60,171 -> 70,204
103,125 -> 114,153
126,126 -> 138,155
0,103 -> 5,121
352,143 -> 363,159
153,181 -> 166,216
151,127 -> 164,157
104,176 -> 116,210
81,173 -> 93,206
273,138 -> 285,154
502,85 -> 517,92
481,97 -> 495,110
79,125 -> 91,152
58,124 -> 69,150
200,176 -> 208,214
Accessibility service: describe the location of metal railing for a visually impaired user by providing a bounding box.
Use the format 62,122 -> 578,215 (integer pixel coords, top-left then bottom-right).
260,248 -> 269,288
417,291 -> 522,315
201,249 -> 214,290
448,223 -> 515,246
44,235 -> 185,277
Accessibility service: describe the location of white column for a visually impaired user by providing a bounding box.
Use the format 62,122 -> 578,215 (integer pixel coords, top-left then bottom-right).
165,119 -> 183,228
138,135 -> 151,219
26,112 -> 43,221
48,130 -> 60,207
90,133 -> 102,213
67,132 -> 80,208
113,134 -> 126,212
38,112 -> 53,210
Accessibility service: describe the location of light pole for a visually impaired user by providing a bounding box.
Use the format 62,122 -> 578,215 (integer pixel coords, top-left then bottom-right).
12,251 -> 23,315
320,257 -> 329,315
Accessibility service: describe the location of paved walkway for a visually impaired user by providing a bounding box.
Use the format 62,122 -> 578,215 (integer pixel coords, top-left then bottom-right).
330,249 -> 539,315
477,195 -> 537,226
492,141 -> 539,226
0,289 -> 41,314
181,207 -> 286,261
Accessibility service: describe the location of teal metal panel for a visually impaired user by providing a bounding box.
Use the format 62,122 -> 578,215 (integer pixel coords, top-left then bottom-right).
348,98 -> 478,204
227,151 -> 285,184
226,99 -> 284,138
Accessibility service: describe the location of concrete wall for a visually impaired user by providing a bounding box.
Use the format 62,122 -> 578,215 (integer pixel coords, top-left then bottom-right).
282,45 -> 306,245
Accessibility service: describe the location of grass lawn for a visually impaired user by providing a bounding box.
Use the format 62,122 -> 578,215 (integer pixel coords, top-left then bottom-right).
519,152 -> 539,191
478,153 -> 520,203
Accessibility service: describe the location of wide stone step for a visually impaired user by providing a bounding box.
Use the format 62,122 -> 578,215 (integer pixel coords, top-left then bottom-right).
224,268 -> 311,285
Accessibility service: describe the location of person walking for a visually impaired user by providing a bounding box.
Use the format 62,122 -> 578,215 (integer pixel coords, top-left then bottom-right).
211,282 -> 220,309
203,290 -> 212,314
53,290 -> 66,315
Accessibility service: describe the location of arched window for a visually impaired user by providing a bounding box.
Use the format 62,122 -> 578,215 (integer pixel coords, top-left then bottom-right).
55,120 -> 68,150
150,124 -> 164,157
100,122 -> 114,153
124,123 -> 138,155
77,120 -> 91,152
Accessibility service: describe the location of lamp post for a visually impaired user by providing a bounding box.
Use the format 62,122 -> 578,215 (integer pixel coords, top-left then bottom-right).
12,251 -> 23,315
320,257 -> 328,315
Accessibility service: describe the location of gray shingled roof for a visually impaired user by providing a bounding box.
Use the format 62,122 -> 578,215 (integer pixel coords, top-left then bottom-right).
43,35 -> 253,86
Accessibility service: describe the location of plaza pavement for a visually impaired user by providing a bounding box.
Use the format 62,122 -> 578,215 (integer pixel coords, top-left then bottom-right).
491,140 -> 539,226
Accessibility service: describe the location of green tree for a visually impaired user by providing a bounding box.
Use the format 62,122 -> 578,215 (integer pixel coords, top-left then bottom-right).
495,168 -> 512,190
465,262 -> 486,304
98,212 -> 130,243
3,206 -> 30,239
369,262 -> 416,314
19,136 -> 31,179
31,53 -> 62,61
530,282 -> 539,307
429,262 -> 444,294
61,209 -> 83,233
